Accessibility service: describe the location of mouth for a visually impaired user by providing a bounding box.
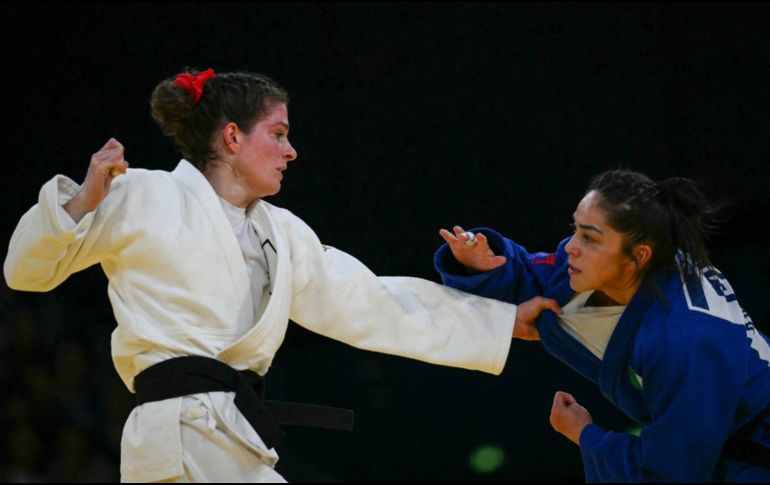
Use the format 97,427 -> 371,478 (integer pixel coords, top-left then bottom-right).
567,264 -> 581,276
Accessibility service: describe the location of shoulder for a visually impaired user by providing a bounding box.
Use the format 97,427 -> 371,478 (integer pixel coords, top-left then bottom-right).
260,200 -> 316,235
111,166 -> 176,190
638,270 -> 750,361
260,200 -> 298,222
95,168 -> 182,219
110,167 -> 180,197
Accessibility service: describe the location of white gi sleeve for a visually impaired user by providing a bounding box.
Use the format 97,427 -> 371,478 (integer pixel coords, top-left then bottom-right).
4,175 -> 111,291
286,214 -> 516,375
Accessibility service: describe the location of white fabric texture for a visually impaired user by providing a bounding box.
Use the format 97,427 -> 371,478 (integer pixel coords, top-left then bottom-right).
5,160 -> 518,482
557,291 -> 625,359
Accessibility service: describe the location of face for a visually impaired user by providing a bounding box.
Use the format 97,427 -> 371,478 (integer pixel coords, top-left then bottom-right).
564,190 -> 641,304
229,102 -> 298,200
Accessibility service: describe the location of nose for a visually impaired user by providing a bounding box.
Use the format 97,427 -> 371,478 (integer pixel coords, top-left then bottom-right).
285,142 -> 298,161
565,235 -> 578,257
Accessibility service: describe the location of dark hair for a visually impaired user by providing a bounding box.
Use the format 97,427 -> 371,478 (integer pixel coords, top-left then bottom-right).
150,68 -> 289,170
586,169 -> 722,282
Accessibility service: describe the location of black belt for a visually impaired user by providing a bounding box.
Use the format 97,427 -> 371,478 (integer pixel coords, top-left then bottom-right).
133,356 -> 354,448
722,402 -> 770,470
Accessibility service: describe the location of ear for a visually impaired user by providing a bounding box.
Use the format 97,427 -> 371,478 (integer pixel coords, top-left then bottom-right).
222,122 -> 240,153
634,244 -> 652,268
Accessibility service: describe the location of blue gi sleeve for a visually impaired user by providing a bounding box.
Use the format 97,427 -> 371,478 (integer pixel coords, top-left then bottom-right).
577,314 -> 746,482
433,227 -> 568,304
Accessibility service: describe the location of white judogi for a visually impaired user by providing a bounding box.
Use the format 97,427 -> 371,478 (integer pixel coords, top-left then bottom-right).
4,160 -> 517,482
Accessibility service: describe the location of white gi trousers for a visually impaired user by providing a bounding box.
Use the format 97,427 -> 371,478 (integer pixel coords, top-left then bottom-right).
149,395 -> 287,483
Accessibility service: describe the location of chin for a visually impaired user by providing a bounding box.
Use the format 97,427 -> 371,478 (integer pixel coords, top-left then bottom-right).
261,185 -> 281,197
568,277 -> 586,293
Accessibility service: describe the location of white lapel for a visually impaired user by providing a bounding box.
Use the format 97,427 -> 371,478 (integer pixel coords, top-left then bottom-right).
171,160 -> 251,298
218,200 -> 292,366
249,201 -> 280,295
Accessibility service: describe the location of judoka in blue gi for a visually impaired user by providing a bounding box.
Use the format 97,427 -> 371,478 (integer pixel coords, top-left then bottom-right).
435,169 -> 770,482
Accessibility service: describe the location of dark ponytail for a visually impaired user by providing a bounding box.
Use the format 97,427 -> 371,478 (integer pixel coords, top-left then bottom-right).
587,169 -> 723,282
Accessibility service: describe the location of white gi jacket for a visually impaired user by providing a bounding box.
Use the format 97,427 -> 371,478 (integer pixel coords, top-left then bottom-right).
4,160 -> 517,481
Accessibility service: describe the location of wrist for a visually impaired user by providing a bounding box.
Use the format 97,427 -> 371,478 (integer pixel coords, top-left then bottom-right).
63,191 -> 96,223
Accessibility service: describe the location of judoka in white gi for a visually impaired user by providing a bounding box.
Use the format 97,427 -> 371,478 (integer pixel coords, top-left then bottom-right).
4,68 -> 536,482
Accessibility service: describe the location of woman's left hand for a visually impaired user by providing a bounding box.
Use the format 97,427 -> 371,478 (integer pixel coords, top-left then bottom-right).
438,225 -> 506,273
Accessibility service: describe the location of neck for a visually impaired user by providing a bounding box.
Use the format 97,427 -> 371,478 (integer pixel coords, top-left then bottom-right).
586,290 -> 636,306
592,282 -> 640,306
586,291 -> 619,307
204,163 -> 256,209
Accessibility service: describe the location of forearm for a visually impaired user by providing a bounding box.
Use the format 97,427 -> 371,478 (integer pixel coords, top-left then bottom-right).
5,207 -> 80,290
291,245 -> 516,374
63,191 -> 98,223
4,176 -> 103,291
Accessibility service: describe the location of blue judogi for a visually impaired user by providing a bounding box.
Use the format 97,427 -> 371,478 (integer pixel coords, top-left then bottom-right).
435,228 -> 770,482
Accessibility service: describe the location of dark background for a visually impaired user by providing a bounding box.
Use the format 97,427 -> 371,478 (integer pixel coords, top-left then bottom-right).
2,2 -> 770,482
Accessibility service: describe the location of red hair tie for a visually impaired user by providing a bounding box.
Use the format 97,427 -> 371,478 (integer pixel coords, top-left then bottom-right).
173,68 -> 216,104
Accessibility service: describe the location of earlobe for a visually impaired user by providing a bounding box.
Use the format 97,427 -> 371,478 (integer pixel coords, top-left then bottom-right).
636,244 -> 652,267
223,122 -> 239,150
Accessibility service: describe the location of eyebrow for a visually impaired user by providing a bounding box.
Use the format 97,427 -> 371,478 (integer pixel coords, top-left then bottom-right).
272,121 -> 290,130
577,223 -> 604,235
572,214 -> 604,234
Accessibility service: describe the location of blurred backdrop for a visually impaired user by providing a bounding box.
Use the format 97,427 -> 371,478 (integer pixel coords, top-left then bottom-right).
2,3 -> 769,482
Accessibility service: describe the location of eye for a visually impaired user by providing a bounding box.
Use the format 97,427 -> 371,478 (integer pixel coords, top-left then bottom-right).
570,223 -> 593,243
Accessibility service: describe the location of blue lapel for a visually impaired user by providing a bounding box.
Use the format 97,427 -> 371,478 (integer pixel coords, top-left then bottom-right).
538,266 -> 604,383
597,281 -> 654,407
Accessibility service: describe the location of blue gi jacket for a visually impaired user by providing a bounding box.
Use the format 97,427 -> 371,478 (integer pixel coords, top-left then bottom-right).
435,227 -> 770,482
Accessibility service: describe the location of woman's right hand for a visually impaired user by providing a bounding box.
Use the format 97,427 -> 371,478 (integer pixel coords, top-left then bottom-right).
64,138 -> 129,222
438,225 -> 506,272
550,391 -> 592,445
513,296 -> 562,341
